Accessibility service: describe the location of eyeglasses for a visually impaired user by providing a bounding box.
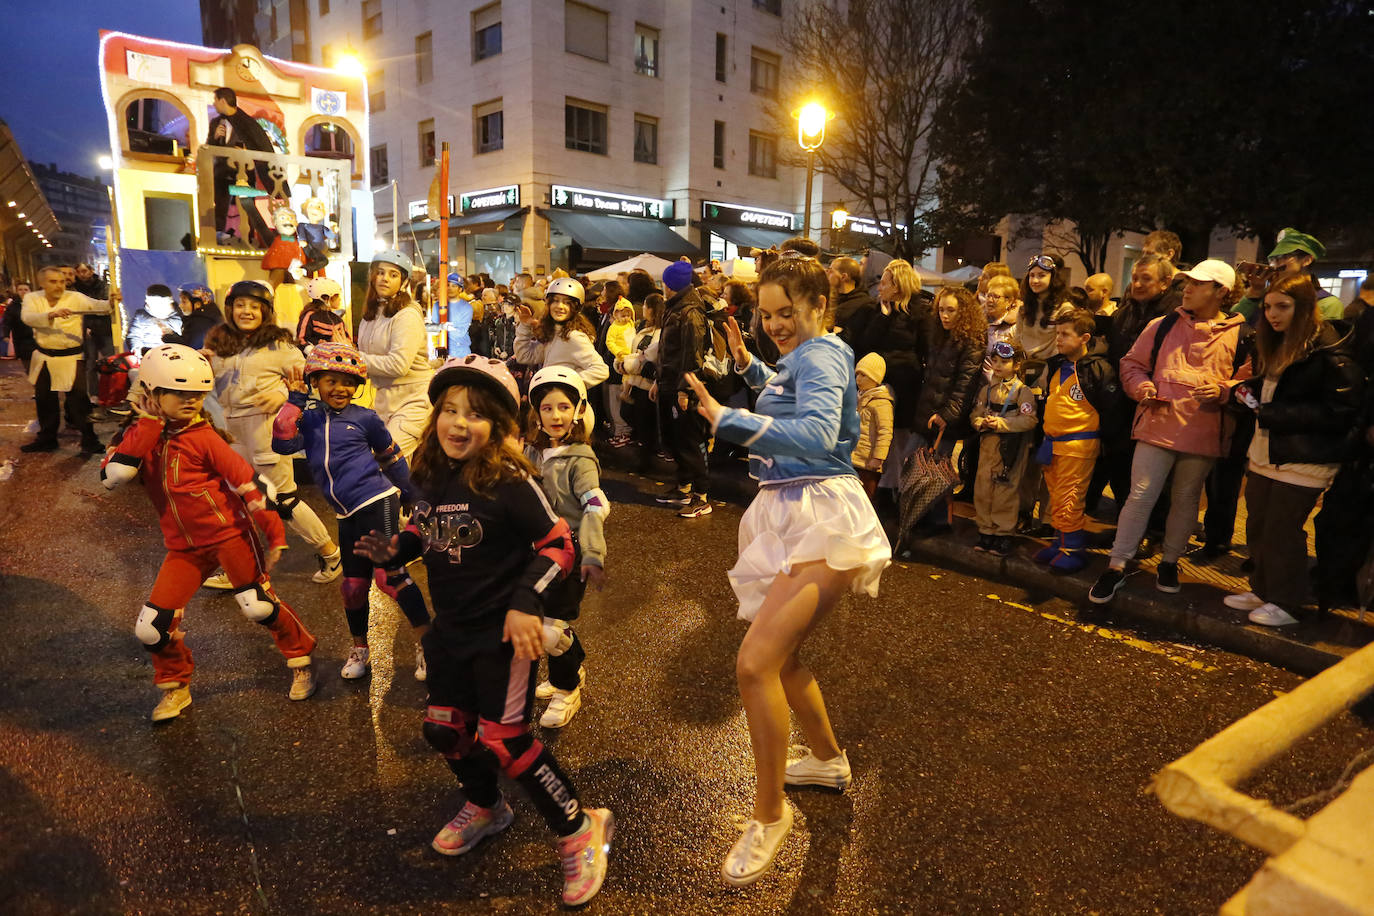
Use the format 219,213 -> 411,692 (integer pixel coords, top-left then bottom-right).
986,293 -> 1014,302
1027,254 -> 1057,272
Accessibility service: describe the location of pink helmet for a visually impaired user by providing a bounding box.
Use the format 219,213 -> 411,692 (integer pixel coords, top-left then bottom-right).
428,354 -> 519,414
304,341 -> 368,382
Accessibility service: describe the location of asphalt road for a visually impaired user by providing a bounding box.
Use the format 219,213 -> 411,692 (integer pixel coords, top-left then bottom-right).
1,375 -> 1371,914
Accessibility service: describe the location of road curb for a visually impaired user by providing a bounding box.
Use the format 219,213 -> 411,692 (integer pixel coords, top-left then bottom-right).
904,530 -> 1350,677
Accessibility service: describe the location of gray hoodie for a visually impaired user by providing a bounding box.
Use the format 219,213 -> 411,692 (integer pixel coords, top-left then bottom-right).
531,442 -> 610,567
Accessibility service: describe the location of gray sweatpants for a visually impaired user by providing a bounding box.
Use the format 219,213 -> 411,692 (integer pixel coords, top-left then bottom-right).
1109,441 -> 1214,565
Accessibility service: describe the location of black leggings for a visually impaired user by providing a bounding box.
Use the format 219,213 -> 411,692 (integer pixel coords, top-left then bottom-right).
339,494 -> 430,636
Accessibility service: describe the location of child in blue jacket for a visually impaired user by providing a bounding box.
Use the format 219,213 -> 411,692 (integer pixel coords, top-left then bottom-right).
272,341 -> 432,680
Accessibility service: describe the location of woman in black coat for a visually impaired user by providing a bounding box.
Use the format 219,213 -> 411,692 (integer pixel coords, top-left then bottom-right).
1231,274 -> 1364,627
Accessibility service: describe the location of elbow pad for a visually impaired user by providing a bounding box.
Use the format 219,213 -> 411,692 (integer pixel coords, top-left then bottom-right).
579,487 -> 610,519
101,454 -> 141,489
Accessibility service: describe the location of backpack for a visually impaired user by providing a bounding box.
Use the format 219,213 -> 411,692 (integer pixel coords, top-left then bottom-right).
96,352 -> 136,406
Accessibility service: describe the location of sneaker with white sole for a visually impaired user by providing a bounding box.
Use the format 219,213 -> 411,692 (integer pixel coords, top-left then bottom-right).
540,687 -> 582,728
678,495 -> 712,518
655,489 -> 692,506
1223,591 -> 1265,611
536,665 -> 585,701
1088,568 -> 1127,604
785,746 -> 851,791
432,797 -> 515,856
414,644 -> 427,682
1155,560 -> 1181,594
289,665 -> 317,700
151,686 -> 192,722
340,645 -> 370,679
721,805 -> 793,886
201,570 -> 235,591
1248,603 -> 1300,627
312,549 -> 343,584
558,808 -> 614,906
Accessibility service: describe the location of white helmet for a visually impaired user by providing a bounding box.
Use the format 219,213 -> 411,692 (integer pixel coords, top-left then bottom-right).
306,277 -> 342,300
139,344 -> 214,394
529,365 -> 589,414
545,277 -> 585,305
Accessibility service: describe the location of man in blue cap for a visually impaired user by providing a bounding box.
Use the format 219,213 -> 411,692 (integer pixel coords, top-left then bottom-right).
439,272 -> 474,357
1235,228 -> 1344,321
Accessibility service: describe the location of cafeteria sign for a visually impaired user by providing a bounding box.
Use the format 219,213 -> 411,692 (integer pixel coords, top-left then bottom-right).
702,200 -> 796,231
460,184 -> 520,213
551,184 -> 670,220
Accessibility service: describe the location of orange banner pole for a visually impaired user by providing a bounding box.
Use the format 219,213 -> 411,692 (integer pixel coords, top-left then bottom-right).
438,142 -> 450,349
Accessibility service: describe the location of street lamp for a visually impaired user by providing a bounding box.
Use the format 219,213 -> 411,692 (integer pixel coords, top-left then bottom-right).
793,101 -> 833,239
831,208 -> 849,230
334,50 -> 365,78
97,154 -> 114,170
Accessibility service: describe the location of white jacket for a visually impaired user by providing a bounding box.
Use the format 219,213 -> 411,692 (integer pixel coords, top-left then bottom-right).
619,327 -> 660,392
514,322 -> 609,387
357,303 -> 434,435
23,291 -> 110,392
209,339 -> 302,419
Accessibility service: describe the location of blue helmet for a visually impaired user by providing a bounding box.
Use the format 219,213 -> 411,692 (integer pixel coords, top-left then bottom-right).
371,248 -> 414,276
177,282 -> 213,305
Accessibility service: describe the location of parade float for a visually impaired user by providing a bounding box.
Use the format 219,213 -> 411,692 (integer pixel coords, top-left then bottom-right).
98,31 -> 372,350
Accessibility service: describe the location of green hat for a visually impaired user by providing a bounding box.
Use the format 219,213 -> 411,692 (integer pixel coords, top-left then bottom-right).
1267,228 -> 1325,261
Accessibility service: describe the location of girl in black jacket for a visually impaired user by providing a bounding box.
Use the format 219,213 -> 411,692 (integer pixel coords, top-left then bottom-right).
1228,274 -> 1364,627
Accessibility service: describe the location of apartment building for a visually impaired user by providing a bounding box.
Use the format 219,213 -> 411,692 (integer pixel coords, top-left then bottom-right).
305,0 -> 818,276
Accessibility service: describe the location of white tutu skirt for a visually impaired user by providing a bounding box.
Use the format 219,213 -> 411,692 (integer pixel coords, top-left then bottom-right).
729,475 -> 892,621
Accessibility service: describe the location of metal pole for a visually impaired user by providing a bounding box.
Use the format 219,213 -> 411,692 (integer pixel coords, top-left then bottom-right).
803,149 -> 815,239
438,142 -> 450,351
391,180 -> 398,248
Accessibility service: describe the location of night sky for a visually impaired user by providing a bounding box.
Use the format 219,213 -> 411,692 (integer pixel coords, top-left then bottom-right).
0,0 -> 201,178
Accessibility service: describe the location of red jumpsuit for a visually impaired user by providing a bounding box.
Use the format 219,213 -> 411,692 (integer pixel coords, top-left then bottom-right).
102,416 -> 316,687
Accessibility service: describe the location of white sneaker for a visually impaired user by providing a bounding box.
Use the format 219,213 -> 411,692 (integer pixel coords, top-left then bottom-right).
1223,591 -> 1265,611
537,666 -> 584,701
340,645 -> 370,679
414,644 -> 427,682
721,805 -> 793,886
201,570 -> 234,591
1248,603 -> 1300,627
289,664 -> 317,700
784,746 -> 851,791
151,686 -> 192,722
312,549 -> 343,583
539,687 -> 582,728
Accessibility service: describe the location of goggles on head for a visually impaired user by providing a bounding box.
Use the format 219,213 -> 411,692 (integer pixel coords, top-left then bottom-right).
1027,254 -> 1057,272
991,341 -> 1017,360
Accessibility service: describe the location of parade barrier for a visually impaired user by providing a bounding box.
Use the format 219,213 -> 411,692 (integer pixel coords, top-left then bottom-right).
1152,639 -> 1374,914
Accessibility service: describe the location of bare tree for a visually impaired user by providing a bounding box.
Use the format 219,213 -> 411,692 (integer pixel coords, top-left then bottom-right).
776,0 -> 973,261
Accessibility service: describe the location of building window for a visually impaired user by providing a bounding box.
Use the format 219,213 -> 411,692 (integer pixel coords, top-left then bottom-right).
753,0 -> 782,13
416,32 -> 433,83
362,0 -> 382,38
565,99 -> 608,154
634,23 -> 659,77
474,100 -> 504,153
714,120 -> 726,169
750,48 -> 780,97
319,0 -> 329,15
304,121 -> 354,160
369,69 -> 385,112
748,131 -> 776,178
419,119 -> 436,166
321,42 -> 334,67
715,33 -> 728,82
634,115 -> 658,164
565,1 -> 608,62
370,143 -> 388,186
473,2 -> 501,60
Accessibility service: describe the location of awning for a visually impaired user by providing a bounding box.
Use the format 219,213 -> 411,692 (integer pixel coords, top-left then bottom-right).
403,206 -> 527,236
703,222 -> 795,252
541,208 -> 698,259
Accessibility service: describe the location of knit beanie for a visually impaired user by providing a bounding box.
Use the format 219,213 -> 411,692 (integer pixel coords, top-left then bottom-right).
856,352 -> 887,384
663,261 -> 695,292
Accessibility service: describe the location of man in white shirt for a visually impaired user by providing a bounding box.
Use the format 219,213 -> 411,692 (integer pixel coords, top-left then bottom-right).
20,266 -> 115,454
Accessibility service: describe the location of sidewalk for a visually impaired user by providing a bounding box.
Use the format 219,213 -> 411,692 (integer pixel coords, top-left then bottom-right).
595,441 -> 1374,676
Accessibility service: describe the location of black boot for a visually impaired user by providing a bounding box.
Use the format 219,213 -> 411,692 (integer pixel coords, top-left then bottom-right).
20,438 -> 59,453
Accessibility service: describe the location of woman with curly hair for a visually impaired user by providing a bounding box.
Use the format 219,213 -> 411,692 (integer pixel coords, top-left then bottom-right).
909,285 -> 987,529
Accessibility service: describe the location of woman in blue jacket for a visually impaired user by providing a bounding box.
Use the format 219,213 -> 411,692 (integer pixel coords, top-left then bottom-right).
686,252 -> 891,887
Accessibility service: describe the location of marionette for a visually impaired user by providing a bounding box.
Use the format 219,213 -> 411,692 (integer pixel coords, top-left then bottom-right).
261,201 -> 305,287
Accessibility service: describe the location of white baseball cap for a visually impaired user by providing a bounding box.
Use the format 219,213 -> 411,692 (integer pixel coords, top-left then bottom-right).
1179,259 -> 1236,292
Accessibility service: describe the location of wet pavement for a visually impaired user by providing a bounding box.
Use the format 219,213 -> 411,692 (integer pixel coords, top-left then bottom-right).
1,363 -> 1372,915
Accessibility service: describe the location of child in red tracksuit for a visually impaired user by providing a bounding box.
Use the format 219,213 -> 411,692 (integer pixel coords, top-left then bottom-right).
101,343 -> 317,723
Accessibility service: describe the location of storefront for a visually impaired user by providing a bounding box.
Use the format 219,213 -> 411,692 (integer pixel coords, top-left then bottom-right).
699,200 -> 797,261
400,184 -> 527,280
539,184 -> 697,271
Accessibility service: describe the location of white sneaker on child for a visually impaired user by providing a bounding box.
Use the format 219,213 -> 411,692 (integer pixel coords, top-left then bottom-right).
201,570 -> 234,591
289,665 -> 317,700
536,665 -> 585,701
540,687 -> 582,728
784,746 -> 852,791
340,645 -> 370,679
312,549 -> 343,583
558,808 -> 614,906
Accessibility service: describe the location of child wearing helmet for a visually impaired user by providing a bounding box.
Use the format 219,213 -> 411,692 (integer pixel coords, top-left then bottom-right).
439,272 -> 474,358
523,365 -> 610,729
512,276 -> 609,391
354,354 -> 613,907
163,283 -> 223,351
296,276 -> 347,350
272,342 -> 432,681
205,280 -> 343,584
100,343 -> 318,721
357,249 -> 434,458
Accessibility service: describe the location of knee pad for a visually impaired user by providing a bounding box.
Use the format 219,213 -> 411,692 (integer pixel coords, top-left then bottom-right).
423,706 -> 476,759
233,582 -> 280,625
477,719 -> 541,778
134,603 -> 176,650
542,618 -> 573,656
373,566 -> 412,600
340,576 -> 369,608
274,488 -> 302,520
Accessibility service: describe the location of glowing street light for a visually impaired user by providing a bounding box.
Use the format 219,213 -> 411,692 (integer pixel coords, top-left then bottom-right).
792,101 -> 834,239
97,154 -> 114,169
334,51 -> 365,78
832,208 -> 849,230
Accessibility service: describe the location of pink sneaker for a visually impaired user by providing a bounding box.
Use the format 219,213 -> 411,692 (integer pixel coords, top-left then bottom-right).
431,798 -> 514,856
558,807 -> 614,906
